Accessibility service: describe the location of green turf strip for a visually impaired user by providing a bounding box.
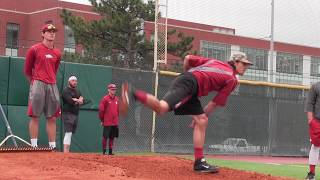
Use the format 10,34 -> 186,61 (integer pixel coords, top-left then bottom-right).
205,157 -> 315,180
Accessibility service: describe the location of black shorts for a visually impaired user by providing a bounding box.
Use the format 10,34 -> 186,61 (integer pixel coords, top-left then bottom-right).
162,72 -> 204,115
62,112 -> 78,133
103,126 -> 119,139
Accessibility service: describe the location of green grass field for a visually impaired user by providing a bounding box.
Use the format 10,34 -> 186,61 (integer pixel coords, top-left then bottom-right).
205,157 -> 314,180
178,155 -> 317,179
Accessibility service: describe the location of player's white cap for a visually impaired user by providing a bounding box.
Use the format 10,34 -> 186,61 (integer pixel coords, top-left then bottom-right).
68,76 -> 77,81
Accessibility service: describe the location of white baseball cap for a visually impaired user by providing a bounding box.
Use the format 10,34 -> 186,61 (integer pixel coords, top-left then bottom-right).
68,76 -> 77,81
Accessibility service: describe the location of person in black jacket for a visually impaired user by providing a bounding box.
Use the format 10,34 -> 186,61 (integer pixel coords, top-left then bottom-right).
61,76 -> 84,153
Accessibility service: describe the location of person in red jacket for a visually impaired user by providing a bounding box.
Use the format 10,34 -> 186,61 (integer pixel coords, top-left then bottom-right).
120,53 -> 252,173
24,24 -> 61,149
99,84 -> 119,155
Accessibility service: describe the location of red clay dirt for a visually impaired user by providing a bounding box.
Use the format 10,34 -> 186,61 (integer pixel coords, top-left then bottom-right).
0,152 -> 294,180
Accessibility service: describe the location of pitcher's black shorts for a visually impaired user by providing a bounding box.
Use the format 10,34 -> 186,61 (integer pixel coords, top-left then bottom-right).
103,126 -> 119,139
162,72 -> 204,115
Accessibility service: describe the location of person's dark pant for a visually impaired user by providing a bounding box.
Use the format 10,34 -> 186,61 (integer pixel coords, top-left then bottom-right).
62,112 -> 78,133
102,126 -> 118,154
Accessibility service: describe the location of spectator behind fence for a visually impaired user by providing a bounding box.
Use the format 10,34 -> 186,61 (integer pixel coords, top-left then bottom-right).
99,84 -> 120,155
61,76 -> 85,153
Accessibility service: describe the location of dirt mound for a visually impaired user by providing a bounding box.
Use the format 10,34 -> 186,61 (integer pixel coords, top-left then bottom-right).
0,153 -> 294,180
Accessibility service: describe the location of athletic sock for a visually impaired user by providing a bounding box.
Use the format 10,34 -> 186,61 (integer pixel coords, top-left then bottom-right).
31,138 -> 38,147
109,138 -> 114,150
309,144 -> 320,174
194,147 -> 204,160
310,165 -> 316,174
102,137 -> 107,150
49,142 -> 56,148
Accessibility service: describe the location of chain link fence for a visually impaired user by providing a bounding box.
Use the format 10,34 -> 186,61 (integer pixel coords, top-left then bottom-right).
154,73 -> 309,156
109,67 -> 309,156
0,55 -> 312,155
111,68 -> 155,152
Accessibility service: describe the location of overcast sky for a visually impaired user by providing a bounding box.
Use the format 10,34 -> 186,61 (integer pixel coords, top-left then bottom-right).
62,0 -> 320,47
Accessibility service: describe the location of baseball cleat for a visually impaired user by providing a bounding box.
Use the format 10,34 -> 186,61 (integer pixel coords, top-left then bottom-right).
305,172 -> 315,180
108,149 -> 114,155
194,158 -> 219,173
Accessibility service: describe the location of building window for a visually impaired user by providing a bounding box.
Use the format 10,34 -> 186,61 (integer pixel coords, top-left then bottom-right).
311,56 -> 320,77
200,41 -> 231,61
64,25 -> 76,53
240,47 -> 268,71
6,23 -> 19,56
276,52 -> 303,75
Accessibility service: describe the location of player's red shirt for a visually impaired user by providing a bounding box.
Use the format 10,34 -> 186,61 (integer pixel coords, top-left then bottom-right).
24,43 -> 61,84
99,95 -> 119,126
188,55 -> 238,106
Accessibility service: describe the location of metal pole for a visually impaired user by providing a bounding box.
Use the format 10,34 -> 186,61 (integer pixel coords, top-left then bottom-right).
267,0 -> 275,155
270,0 -> 275,82
164,0 -> 168,64
151,0 -> 159,153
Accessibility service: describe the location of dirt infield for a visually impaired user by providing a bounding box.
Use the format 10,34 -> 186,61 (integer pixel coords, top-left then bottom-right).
0,153 -> 294,180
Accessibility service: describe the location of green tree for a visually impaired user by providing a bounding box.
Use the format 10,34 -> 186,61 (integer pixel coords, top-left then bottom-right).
167,29 -> 197,60
61,0 -> 195,70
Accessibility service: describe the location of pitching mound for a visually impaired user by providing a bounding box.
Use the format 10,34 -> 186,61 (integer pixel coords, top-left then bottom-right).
0,153 -> 293,180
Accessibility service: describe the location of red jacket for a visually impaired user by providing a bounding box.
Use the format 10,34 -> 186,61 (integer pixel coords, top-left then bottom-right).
188,55 -> 238,106
99,95 -> 119,126
24,43 -> 61,84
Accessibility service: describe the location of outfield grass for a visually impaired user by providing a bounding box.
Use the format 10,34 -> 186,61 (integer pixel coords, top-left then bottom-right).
205,157 -> 315,180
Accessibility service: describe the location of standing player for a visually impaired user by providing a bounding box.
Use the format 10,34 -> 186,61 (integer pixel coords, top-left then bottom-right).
61,76 -> 84,153
24,24 -> 61,149
305,82 -> 320,180
120,53 -> 252,173
99,84 -> 119,155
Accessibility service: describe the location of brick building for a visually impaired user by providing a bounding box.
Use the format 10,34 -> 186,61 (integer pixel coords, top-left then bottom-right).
0,0 -> 100,57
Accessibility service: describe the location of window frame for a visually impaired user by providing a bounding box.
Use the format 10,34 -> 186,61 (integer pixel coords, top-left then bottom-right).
200,40 -> 231,61
64,25 -> 76,52
276,52 -> 303,75
6,22 -> 20,49
311,56 -> 320,77
240,46 -> 268,71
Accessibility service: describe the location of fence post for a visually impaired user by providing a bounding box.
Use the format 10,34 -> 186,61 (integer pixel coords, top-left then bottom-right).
151,71 -> 158,153
267,87 -> 276,155
151,0 -> 159,153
